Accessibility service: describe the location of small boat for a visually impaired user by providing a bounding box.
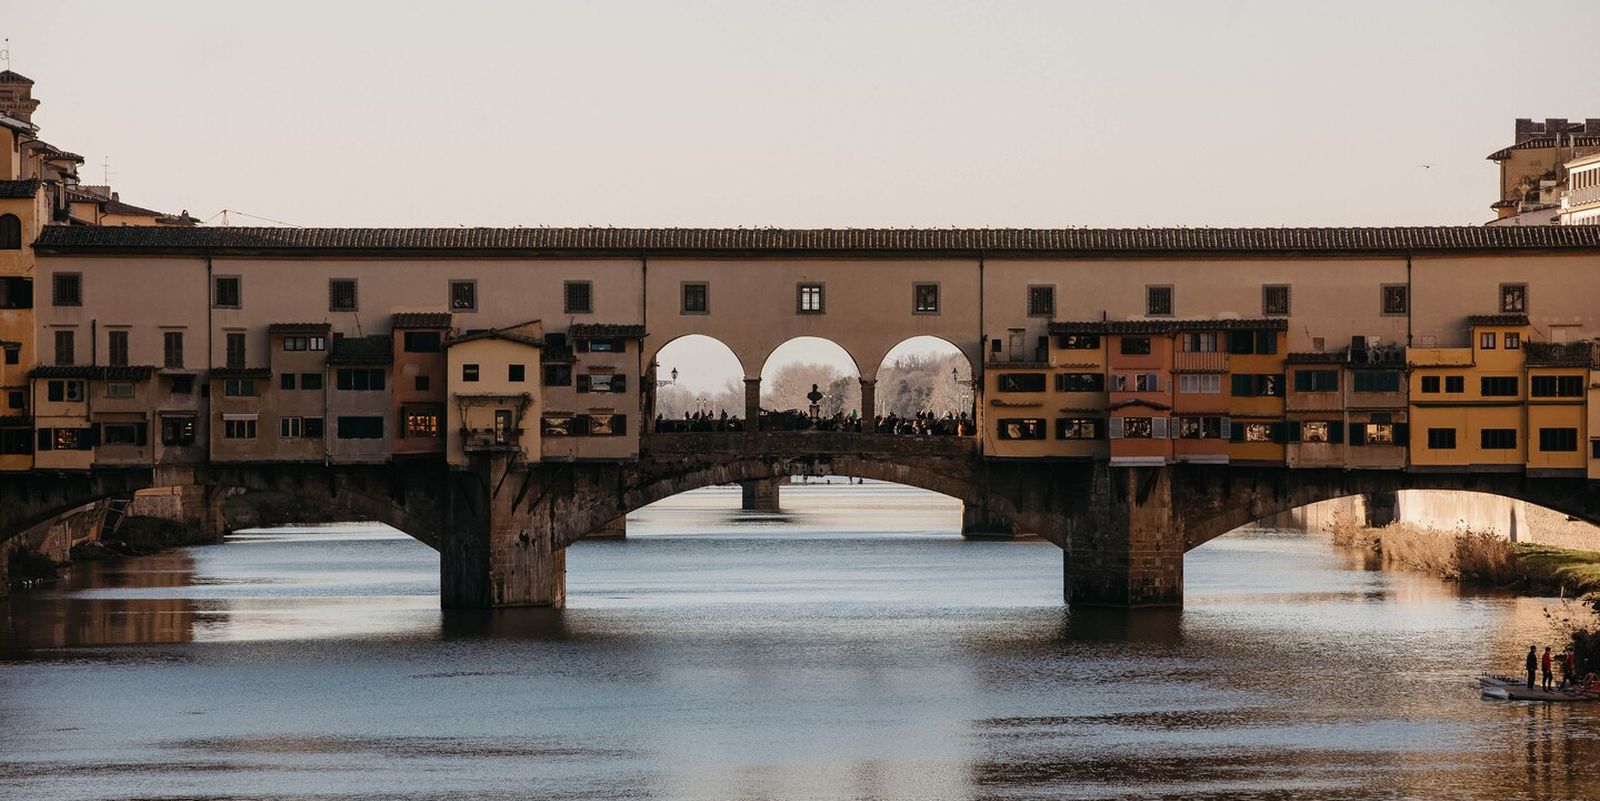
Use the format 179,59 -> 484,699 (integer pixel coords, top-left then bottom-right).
1479,675 -> 1598,702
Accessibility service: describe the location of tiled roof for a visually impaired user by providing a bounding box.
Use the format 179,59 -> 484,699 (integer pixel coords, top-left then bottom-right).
209,367 -> 273,379
102,197 -> 167,217
392,312 -> 453,329
32,225 -> 1600,256
1049,318 -> 1288,335
267,322 -> 332,333
0,179 -> 42,199
0,113 -> 33,134
570,323 -> 647,339
445,329 -> 543,349
1285,352 -> 1347,364
327,335 -> 394,364
0,70 -> 34,85
29,365 -> 156,380
1487,136 -> 1600,161
1467,313 -> 1529,327
1524,341 -> 1600,368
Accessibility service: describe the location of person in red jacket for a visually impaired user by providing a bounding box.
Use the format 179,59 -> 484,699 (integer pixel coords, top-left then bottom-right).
1542,647 -> 1555,692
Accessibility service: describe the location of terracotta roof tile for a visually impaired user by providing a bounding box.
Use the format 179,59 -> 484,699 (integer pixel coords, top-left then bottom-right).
392,312 -> 453,329
1524,341 -> 1599,368
0,70 -> 34,85
267,322 -> 332,333
445,329 -> 542,349
29,365 -> 156,380
0,179 -> 42,199
33,225 -> 1600,256
1467,313 -> 1529,327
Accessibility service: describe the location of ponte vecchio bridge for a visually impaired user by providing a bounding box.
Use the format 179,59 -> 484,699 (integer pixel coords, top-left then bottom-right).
4,225 -> 1600,607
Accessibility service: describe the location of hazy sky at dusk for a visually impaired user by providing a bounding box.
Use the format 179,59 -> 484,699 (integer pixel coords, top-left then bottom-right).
7,1 -> 1596,385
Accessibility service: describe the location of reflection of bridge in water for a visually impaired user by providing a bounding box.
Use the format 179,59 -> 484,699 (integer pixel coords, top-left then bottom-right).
6,431 -> 1600,611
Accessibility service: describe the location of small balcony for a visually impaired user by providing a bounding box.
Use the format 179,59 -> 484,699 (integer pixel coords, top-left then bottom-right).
461,427 -> 523,452
1173,351 -> 1227,372
1566,183 -> 1600,209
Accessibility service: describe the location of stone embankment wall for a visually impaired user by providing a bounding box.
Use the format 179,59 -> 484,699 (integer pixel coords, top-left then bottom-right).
1269,491 -> 1600,551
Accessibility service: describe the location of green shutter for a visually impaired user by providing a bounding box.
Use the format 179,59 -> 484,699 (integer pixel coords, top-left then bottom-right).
1393,423 -> 1409,446
1329,421 -> 1344,444
1231,375 -> 1252,397
1286,421 -> 1303,442
1349,423 -> 1366,446
1229,420 -> 1244,442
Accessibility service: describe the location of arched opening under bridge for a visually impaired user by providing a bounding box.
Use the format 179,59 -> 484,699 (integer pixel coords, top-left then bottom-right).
870,335 -> 976,435
759,336 -> 862,431
650,334 -> 747,432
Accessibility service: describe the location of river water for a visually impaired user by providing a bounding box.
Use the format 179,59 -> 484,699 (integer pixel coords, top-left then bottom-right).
2,482 -> 1597,800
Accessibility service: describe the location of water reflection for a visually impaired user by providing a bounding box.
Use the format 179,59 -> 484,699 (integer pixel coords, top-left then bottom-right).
3,484 -> 1600,800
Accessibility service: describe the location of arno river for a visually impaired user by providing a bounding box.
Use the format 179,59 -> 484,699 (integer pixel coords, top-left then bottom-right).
2,483 -> 1597,800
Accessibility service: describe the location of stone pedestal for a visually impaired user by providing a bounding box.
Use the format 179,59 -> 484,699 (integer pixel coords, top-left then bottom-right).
740,477 -> 782,512
1065,465 -> 1183,607
440,453 -> 566,608
961,502 -> 1015,537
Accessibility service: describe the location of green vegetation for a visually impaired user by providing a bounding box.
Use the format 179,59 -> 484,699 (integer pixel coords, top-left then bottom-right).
1510,544 -> 1600,596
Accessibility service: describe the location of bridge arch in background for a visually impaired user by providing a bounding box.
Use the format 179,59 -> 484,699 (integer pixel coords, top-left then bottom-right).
650,333 -> 747,420
759,336 -> 863,419
871,335 -> 976,419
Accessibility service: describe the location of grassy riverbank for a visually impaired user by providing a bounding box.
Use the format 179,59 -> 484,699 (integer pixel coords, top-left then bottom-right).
1329,517 -> 1600,597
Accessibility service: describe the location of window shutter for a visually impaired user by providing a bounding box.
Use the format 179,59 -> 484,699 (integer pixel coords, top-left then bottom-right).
135,423 -> 148,447
1151,417 -> 1168,439
1229,420 -> 1244,443
1329,421 -> 1344,444
576,338 -> 590,353
37,428 -> 50,450
1108,417 -> 1124,439
1287,421 -> 1302,442
1349,423 -> 1366,446
613,375 -> 626,393
81,427 -> 98,449
577,374 -> 590,393
1219,418 -> 1232,440
613,414 -> 627,435
1231,375 -> 1252,397
1271,422 -> 1288,444
1393,423 -> 1409,446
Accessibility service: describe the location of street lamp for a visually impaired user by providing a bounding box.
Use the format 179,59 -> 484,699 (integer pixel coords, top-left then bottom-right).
656,366 -> 679,387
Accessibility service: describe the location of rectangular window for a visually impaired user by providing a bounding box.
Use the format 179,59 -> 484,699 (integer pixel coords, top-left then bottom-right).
508,364 -> 526,383
6,389 -> 21,409
0,429 -> 33,455
997,373 -> 1047,393
54,329 -> 74,365
1177,374 -> 1221,394
542,364 -> 572,386
1302,422 -> 1331,443
1480,376 -> 1519,397
1121,417 -> 1155,439
577,373 -> 627,393
1243,422 -> 1274,443
1381,284 -> 1408,315
682,282 -> 709,314
1146,285 -> 1173,316
281,336 -> 329,352
223,378 -> 256,397
1293,370 -> 1339,393
1539,427 -> 1578,452
541,414 -> 575,436
1230,374 -> 1284,397
1531,375 -> 1586,398
1480,428 -> 1518,450
581,337 -> 625,353
1180,332 -> 1217,352
1445,376 -> 1464,393
1056,334 -> 1100,350
0,276 -> 33,309
336,416 -> 385,439
1505,332 -> 1521,349
996,418 -> 1046,440
564,281 -> 592,314
1420,376 -> 1440,393
160,416 -> 196,446
1255,331 -> 1278,355
1479,332 -> 1496,350
105,330 -> 129,367
1262,284 -> 1290,316
588,413 -> 627,437
913,283 -> 939,314
226,332 -> 246,369
462,363 -> 479,382
223,418 -> 257,440
1119,337 -> 1151,355
104,381 -> 135,399
52,273 -> 81,306
169,375 -> 195,394
329,279 -> 358,311
403,406 -> 442,438
797,283 -> 825,314
163,331 -> 184,368
301,372 -> 323,390
1500,283 -> 1527,313
1353,371 -> 1401,393
280,416 -> 303,438
214,276 -> 241,308
403,331 -> 442,353
92,424 -> 136,447
1227,331 -> 1254,355
1056,418 -> 1102,440
3,345 -> 15,365
1026,286 -> 1055,317
280,373 -> 297,391
1134,373 -> 1159,392
450,280 -> 477,311
1177,416 -> 1224,439
335,368 -> 386,391
415,376 -> 429,391
1427,428 -> 1456,449
1056,373 -> 1105,392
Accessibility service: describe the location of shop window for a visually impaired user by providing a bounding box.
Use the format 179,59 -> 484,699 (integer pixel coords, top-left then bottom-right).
997,373 -> 1046,393
1426,428 -> 1456,449
996,418 -> 1046,440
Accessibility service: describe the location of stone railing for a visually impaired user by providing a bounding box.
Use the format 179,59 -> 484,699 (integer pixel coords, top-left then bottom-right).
641,431 -> 979,459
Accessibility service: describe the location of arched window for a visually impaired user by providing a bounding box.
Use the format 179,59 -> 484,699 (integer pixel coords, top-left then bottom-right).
0,214 -> 20,250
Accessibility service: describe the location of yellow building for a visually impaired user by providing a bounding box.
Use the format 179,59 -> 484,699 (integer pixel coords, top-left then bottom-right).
1523,341 -> 1592,476
1226,328 -> 1288,464
444,322 -> 543,468
1408,314 -> 1530,471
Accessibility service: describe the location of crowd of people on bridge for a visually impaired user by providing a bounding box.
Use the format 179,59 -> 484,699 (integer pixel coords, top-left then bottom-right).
653,409 -> 975,436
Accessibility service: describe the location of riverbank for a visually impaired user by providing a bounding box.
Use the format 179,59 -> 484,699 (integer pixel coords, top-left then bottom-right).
1329,515 -> 1600,597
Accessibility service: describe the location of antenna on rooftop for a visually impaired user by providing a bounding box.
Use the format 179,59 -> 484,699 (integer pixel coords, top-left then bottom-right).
99,156 -> 116,186
0,39 -> 10,71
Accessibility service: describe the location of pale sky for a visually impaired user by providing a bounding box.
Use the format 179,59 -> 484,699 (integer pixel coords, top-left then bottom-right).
7,1 -> 1596,377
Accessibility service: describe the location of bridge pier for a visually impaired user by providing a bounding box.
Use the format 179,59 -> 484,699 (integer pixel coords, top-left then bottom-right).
740,478 -> 782,512
859,378 -> 876,423
1066,465 -> 1183,608
587,515 -> 627,539
440,453 -> 566,608
961,501 -> 1015,538
744,377 -> 761,434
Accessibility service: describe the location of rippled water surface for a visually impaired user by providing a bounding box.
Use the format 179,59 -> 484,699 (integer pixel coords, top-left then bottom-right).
3,482 -> 1597,800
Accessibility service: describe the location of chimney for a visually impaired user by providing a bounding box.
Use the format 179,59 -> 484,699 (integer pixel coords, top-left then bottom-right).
1587,119 -> 1600,135
1516,118 -> 1538,140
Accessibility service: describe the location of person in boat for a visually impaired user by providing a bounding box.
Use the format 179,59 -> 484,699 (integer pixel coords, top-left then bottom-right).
1584,672 -> 1600,693
1542,646 -> 1555,692
1527,646 -> 1539,689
